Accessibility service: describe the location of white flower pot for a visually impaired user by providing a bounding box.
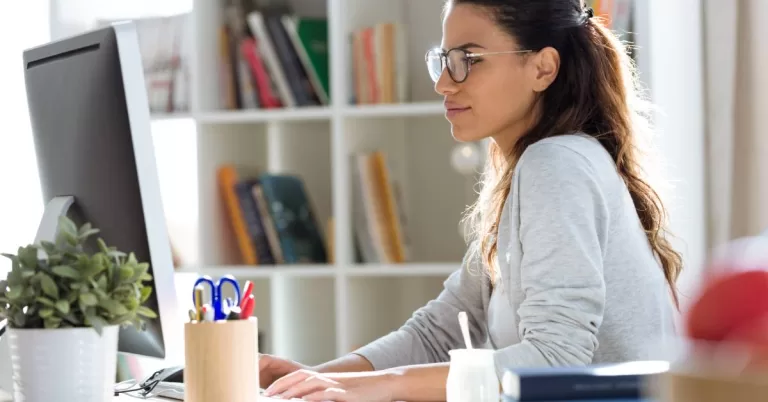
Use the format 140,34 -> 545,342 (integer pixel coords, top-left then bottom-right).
7,325 -> 119,402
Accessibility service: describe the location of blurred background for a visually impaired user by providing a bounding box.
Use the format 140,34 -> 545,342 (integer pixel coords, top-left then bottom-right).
0,0 -> 766,386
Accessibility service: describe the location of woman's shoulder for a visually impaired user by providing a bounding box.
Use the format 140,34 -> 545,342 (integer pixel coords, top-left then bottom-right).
517,133 -> 614,178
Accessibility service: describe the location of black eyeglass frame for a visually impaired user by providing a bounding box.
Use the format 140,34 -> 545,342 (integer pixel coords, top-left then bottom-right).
425,47 -> 534,83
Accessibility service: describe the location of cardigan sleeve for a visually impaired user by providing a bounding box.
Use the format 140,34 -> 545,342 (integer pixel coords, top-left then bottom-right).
493,141 -> 609,374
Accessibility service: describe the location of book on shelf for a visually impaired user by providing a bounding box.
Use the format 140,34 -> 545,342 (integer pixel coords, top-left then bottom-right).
97,14 -> 192,114
217,164 -> 328,266
349,23 -> 409,105
350,150 -> 411,264
218,0 -> 329,110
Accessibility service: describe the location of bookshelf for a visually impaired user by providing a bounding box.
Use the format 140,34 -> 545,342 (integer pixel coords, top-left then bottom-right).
49,0 -> 706,369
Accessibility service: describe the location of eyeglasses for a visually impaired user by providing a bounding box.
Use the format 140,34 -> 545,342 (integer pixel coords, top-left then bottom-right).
425,47 -> 533,83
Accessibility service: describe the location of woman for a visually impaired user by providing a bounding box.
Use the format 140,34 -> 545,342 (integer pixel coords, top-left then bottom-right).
260,0 -> 682,400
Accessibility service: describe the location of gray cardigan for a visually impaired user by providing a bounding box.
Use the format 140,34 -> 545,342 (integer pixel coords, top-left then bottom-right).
354,135 -> 677,377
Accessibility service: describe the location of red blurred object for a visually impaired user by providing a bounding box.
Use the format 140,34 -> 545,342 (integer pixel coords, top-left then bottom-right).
686,269 -> 768,342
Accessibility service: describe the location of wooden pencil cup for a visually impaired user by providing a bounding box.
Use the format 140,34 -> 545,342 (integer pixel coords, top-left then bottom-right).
184,317 -> 259,402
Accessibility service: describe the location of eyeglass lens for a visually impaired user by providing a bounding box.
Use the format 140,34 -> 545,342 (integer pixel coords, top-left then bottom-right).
426,49 -> 469,83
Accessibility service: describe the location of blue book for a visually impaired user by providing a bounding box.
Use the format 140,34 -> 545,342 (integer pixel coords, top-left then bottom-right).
503,399 -> 656,402
501,360 -> 669,401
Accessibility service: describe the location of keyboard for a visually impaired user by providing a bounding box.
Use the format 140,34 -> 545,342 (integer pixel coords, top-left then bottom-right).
150,382 -> 301,401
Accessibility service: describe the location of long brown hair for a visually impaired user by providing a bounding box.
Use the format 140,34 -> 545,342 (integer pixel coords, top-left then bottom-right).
456,0 -> 683,307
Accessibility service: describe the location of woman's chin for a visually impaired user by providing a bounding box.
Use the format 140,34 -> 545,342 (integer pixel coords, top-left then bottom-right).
450,126 -> 485,143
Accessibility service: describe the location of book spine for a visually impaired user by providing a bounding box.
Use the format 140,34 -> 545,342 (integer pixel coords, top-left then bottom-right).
516,374 -> 645,401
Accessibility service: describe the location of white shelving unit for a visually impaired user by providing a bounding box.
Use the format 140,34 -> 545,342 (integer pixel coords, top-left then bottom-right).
49,0 -> 705,368
186,0 -> 469,365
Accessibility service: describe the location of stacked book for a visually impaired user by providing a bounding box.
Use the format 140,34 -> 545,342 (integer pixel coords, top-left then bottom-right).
350,150 -> 411,264
349,23 -> 409,105
501,360 -> 669,402
217,164 -> 328,266
219,0 -> 329,109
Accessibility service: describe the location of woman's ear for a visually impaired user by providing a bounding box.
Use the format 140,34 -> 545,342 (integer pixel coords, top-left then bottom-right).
530,47 -> 560,92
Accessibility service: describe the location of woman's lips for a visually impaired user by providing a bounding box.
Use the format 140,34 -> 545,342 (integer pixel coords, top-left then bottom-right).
445,106 -> 471,118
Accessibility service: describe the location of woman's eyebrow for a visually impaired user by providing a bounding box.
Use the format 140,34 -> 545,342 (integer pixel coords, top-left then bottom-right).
446,42 -> 486,50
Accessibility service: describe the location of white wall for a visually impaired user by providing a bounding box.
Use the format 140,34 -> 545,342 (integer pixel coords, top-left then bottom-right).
643,0 -> 706,309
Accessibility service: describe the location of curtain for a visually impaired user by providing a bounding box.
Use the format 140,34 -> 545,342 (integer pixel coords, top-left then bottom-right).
704,0 -> 768,248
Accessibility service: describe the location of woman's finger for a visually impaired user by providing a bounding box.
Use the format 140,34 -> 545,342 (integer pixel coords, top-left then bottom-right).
301,387 -> 349,401
278,375 -> 339,400
264,369 -> 313,396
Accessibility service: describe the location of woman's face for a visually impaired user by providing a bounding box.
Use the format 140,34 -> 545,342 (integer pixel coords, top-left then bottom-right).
435,3 -> 539,148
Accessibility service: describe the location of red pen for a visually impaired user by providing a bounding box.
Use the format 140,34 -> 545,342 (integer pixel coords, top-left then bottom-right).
240,294 -> 255,318
240,280 -> 254,309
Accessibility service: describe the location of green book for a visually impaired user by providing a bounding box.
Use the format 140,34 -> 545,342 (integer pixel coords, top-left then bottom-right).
281,16 -> 330,104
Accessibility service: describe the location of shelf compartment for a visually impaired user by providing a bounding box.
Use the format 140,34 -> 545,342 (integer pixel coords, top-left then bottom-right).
344,115 -> 471,265
344,276 -> 446,353
271,276 -> 337,366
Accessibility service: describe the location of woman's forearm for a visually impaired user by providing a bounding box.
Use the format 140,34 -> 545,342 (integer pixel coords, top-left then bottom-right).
388,362 -> 450,402
312,353 -> 374,373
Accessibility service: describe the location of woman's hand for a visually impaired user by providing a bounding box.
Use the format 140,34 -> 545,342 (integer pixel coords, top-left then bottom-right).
263,368 -> 397,401
258,354 -> 310,389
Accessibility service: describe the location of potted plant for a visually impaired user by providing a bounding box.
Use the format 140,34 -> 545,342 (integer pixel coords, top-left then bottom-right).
0,216 -> 157,402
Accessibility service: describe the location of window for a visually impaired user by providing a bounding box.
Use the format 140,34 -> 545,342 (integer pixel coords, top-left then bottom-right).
0,2 -> 50,276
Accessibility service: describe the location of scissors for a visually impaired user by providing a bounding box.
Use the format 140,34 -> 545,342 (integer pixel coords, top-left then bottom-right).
192,275 -> 241,321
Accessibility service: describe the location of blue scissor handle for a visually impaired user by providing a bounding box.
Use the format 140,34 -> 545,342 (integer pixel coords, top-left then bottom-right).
192,275 -> 241,320
192,275 -> 215,306
216,275 -> 241,319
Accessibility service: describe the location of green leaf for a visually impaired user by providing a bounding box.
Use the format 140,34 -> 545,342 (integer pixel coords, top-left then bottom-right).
58,215 -> 78,237
39,273 -> 59,299
35,296 -> 55,307
119,266 -> 134,281
52,265 -> 80,279
13,310 -> 26,327
44,316 -> 62,329
21,270 -> 35,279
78,222 -> 92,234
18,246 -> 37,269
97,238 -> 110,254
61,312 -> 79,325
140,287 -> 152,303
66,291 -> 79,304
88,315 -> 106,335
63,232 -> 78,247
78,228 -> 99,240
140,273 -> 153,282
79,292 -> 98,306
99,299 -> 127,315
40,241 -> 57,254
96,275 -> 107,291
136,306 -> 157,319
55,300 -> 70,314
39,307 -> 54,318
124,297 -> 139,310
6,287 -> 22,300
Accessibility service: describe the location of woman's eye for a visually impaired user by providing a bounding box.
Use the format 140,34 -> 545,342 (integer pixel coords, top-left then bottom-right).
469,57 -> 482,65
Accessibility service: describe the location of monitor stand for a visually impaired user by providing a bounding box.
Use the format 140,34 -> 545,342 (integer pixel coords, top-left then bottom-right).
0,195 -> 76,396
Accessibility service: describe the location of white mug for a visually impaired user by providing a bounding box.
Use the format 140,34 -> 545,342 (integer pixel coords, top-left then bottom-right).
446,348 -> 500,402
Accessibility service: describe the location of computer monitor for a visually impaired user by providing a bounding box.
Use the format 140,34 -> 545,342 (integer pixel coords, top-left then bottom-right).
1,22 -> 179,359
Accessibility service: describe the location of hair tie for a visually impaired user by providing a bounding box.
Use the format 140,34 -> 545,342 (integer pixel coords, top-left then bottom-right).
585,7 -> 594,19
